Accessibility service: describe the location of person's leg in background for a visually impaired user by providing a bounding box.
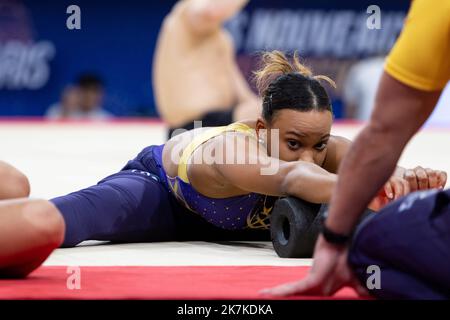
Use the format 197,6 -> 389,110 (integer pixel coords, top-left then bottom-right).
349,189 -> 450,299
0,162 -> 56,279
232,95 -> 262,125
0,161 -> 30,200
167,95 -> 261,140
167,109 -> 235,139
0,199 -> 65,278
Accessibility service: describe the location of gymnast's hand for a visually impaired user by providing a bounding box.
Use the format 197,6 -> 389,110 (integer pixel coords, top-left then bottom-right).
368,175 -> 410,211
260,236 -> 369,297
402,167 -> 447,192
368,169 -> 447,212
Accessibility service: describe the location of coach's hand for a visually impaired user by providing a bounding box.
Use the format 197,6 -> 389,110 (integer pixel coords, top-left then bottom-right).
260,236 -> 369,297
403,167 -> 447,192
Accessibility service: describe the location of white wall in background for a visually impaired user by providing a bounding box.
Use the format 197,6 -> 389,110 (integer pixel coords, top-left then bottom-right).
425,82 -> 450,127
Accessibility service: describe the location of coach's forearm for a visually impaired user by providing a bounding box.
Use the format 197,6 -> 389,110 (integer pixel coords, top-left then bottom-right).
325,124 -> 406,235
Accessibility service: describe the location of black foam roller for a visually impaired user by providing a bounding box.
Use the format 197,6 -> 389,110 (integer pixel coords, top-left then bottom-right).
270,197 -> 322,258
270,197 -> 375,258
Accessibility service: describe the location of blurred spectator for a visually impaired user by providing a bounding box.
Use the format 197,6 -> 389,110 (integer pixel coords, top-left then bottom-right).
45,85 -> 80,119
153,0 -> 261,139
45,74 -> 114,120
342,56 -> 385,120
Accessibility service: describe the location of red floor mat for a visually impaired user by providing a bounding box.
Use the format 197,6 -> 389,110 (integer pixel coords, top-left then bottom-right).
0,266 -> 362,300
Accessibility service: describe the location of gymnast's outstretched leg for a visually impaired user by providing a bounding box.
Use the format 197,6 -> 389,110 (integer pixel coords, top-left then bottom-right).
50,169 -> 177,248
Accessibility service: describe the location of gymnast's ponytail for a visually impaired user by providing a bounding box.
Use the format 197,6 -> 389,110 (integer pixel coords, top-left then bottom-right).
253,50 -> 336,122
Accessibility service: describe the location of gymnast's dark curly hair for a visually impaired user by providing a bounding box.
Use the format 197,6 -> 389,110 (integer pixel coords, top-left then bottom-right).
254,51 -> 336,123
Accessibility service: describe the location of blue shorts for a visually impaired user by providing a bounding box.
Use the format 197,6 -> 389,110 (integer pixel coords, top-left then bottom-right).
349,189 -> 450,299
51,145 -> 270,247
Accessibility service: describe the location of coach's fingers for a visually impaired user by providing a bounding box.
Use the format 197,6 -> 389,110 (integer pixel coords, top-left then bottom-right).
438,171 -> 447,189
260,277 -> 318,297
414,166 -> 429,190
425,168 -> 438,189
383,182 -> 394,200
391,178 -> 404,200
402,178 -> 410,195
404,169 -> 418,192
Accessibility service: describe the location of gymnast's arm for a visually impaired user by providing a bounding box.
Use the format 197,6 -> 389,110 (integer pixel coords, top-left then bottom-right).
325,132 -> 447,192
213,135 -> 337,204
183,0 -> 249,34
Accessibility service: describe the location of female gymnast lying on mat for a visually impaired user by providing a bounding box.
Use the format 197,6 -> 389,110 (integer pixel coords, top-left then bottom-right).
0,51 -> 446,278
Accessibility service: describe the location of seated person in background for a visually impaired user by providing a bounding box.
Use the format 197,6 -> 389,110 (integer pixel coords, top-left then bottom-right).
342,56 -> 385,121
45,85 -> 81,120
153,0 -> 261,139
46,74 -> 114,120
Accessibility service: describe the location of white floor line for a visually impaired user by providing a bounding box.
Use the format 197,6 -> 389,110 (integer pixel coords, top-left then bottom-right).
43,241 -> 313,266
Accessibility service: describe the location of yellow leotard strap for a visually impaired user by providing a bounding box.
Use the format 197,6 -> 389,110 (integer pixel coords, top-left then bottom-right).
177,122 -> 255,183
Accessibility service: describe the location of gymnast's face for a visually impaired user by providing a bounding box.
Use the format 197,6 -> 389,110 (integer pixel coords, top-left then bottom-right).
257,109 -> 333,167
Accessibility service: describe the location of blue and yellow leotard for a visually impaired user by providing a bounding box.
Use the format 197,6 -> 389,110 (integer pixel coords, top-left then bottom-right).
51,122 -> 277,247
153,122 -> 278,230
